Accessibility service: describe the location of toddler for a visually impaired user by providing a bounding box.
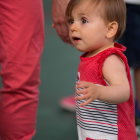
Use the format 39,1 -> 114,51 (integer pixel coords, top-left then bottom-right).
65,0 -> 137,139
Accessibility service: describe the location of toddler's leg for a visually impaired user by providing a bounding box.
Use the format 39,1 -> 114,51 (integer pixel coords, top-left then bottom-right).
0,0 -> 44,139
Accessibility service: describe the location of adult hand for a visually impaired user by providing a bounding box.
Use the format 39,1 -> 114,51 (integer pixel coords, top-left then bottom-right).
52,0 -> 72,45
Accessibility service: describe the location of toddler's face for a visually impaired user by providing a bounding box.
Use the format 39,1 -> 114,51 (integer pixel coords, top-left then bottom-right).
68,1 -> 109,55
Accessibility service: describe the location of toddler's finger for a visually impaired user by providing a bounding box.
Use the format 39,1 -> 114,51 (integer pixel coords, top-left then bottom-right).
76,89 -> 86,95
76,83 -> 86,89
79,98 -> 92,107
77,81 -> 85,85
75,94 -> 88,101
77,81 -> 89,88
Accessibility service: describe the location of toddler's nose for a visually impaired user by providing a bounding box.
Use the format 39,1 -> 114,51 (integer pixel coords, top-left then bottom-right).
70,24 -> 78,32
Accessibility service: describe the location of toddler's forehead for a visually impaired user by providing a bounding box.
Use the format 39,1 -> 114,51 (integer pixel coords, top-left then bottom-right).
72,1 -> 104,17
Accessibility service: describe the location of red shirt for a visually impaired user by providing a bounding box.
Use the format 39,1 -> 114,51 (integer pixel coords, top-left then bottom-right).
76,43 -> 137,140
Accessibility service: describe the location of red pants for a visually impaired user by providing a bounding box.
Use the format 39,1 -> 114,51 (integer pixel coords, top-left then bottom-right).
0,0 -> 44,139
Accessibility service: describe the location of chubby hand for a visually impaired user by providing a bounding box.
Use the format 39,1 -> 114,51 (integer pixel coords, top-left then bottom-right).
76,81 -> 100,107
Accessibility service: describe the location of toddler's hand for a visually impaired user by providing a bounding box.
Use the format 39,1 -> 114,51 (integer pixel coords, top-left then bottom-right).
76,81 -> 100,107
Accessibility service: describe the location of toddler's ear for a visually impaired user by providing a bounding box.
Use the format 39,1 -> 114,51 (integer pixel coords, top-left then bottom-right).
106,21 -> 118,39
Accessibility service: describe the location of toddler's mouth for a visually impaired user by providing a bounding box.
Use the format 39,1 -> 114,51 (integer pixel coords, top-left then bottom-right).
72,37 -> 82,43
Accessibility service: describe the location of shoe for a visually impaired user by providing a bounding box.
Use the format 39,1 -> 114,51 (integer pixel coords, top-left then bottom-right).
59,95 -> 76,112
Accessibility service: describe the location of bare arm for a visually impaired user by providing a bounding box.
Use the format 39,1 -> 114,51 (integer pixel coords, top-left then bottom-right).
76,55 -> 130,106
99,55 -> 130,103
52,0 -> 71,44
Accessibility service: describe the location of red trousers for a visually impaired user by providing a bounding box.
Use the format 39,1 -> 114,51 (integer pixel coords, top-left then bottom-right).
0,0 -> 44,139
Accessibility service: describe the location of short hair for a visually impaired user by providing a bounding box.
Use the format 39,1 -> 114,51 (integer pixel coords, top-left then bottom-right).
65,0 -> 126,41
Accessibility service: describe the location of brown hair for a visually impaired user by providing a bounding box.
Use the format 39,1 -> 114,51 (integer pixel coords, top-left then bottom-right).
65,0 -> 126,41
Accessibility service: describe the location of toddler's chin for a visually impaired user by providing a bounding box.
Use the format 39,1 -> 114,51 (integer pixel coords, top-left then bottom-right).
75,47 -> 82,52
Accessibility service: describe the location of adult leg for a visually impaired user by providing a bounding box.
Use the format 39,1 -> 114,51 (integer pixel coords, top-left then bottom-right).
0,0 -> 44,140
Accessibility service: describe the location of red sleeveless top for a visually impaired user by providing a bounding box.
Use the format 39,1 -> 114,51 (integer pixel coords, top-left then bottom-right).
76,43 -> 137,140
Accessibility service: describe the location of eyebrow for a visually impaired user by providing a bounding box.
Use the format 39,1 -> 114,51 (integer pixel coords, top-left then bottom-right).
77,12 -> 91,19
71,12 -> 90,18
69,12 -> 86,19
77,12 -> 85,15
77,12 -> 88,16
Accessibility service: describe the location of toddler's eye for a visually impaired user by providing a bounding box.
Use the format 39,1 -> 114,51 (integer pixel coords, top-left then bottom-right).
69,19 -> 74,25
82,19 -> 88,24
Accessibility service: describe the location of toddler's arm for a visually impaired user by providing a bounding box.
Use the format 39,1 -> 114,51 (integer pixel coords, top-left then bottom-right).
76,55 -> 130,106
